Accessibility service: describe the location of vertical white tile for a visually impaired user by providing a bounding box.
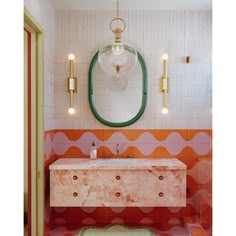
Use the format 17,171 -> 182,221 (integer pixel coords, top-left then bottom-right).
51,10 -> 212,130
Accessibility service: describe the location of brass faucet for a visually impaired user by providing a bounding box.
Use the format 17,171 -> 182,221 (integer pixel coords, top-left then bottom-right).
116,144 -> 120,159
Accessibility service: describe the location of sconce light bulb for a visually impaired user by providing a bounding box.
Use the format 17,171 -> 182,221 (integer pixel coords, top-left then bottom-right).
115,64 -> 121,78
162,53 -> 168,60
68,53 -> 75,60
162,107 -> 168,115
68,107 -> 75,115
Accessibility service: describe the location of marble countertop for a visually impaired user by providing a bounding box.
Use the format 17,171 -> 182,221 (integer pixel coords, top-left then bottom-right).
49,158 -> 187,171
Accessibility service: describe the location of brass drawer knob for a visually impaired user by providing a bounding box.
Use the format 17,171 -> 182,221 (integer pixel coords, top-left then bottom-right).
116,175 -> 120,180
73,175 -> 78,180
159,175 -> 163,180
116,192 -> 121,197
159,192 -> 164,197
73,192 -> 78,197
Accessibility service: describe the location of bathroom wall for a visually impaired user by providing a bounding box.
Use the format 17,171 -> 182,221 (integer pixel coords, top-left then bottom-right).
23,0 -> 212,234
45,129 -> 212,235
24,0 -> 56,131
53,10 -> 212,129
44,9 -> 212,235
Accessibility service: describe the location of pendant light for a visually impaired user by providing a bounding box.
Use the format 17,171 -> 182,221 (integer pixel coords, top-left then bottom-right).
98,0 -> 137,78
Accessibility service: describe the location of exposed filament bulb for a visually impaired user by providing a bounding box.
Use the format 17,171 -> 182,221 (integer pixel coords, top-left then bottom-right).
116,64 -> 121,77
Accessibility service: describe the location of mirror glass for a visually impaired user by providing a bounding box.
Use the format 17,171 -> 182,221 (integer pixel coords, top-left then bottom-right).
88,51 -> 147,127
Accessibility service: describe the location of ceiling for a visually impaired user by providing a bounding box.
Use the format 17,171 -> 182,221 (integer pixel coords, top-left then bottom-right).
49,0 -> 212,11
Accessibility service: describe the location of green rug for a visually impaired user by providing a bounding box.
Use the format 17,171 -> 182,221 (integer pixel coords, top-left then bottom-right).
78,224 -> 156,236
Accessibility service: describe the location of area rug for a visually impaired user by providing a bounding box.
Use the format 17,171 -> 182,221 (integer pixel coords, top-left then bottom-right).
77,224 -> 156,236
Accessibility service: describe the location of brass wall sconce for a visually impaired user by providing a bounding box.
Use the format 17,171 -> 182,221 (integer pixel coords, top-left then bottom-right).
160,53 -> 169,114
67,53 -> 77,115
186,56 -> 190,63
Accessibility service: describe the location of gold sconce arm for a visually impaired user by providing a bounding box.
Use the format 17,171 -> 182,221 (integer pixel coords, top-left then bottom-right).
163,90 -> 167,108
160,53 -> 169,114
69,89 -> 74,108
69,60 -> 73,77
67,54 -> 77,115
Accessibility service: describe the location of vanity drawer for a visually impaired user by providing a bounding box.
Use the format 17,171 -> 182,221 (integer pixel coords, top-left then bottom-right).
96,185 -> 139,206
139,170 -> 186,206
139,184 -> 186,206
140,170 -> 185,186
50,170 -> 97,206
50,170 -> 96,186
50,185 -> 97,207
96,170 -> 140,186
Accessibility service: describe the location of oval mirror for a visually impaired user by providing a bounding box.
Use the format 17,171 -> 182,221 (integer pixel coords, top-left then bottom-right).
88,49 -> 147,127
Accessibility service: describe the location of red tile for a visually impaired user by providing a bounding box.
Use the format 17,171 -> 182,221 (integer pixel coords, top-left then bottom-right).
190,226 -> 208,236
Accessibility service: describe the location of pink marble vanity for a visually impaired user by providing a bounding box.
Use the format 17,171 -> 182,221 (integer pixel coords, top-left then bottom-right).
50,158 -> 186,207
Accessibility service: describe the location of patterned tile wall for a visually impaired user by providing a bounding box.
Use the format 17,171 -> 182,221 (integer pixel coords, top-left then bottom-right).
44,129 -> 212,235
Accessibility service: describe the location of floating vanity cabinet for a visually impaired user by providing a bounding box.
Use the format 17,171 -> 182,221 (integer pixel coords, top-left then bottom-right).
50,169 -> 97,206
49,158 -> 186,207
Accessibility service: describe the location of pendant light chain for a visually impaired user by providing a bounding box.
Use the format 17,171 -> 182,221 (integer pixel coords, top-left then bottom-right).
98,0 -> 137,78
116,0 -> 119,19
110,0 -> 126,33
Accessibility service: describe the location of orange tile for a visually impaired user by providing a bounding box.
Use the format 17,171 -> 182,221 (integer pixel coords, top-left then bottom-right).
122,146 -> 173,158
149,129 -> 188,141
103,130 -> 119,141
54,129 -> 83,141
123,146 -> 140,158
59,146 -> 88,158
150,146 -> 172,157
176,129 -> 188,140
123,146 -> 150,158
200,203 -> 212,230
100,146 -> 113,158
176,147 -> 199,169
184,216 -> 198,224
120,130 -> 147,141
186,175 -> 202,198
187,129 -> 212,140
44,130 -> 56,139
90,130 -> 105,140
190,226 -> 208,236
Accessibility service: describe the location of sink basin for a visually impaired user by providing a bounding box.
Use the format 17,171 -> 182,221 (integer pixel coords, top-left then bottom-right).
95,158 -> 138,165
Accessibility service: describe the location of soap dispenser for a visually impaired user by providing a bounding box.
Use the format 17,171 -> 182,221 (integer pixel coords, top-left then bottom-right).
90,142 -> 97,159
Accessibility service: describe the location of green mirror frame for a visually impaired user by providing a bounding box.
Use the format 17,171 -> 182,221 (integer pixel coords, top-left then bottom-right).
88,49 -> 148,127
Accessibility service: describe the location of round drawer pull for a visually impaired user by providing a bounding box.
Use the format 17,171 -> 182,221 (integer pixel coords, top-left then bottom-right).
159,192 -> 164,197
116,192 -> 121,197
159,175 -> 163,180
116,175 -> 120,180
73,175 -> 78,180
73,192 -> 78,197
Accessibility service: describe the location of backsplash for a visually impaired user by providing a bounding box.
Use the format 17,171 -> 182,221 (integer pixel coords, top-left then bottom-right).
45,129 -> 211,160
45,129 -> 212,234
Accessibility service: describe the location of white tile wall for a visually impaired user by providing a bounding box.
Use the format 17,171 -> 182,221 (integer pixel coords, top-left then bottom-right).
25,3 -> 212,130
24,0 -> 56,130
54,10 -> 212,129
